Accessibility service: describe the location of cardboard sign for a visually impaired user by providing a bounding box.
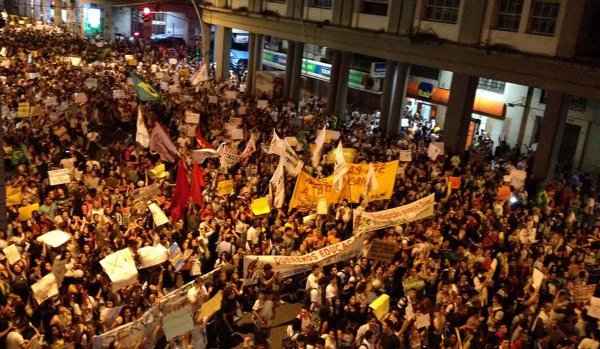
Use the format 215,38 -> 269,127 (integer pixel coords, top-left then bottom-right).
36,229 -> 72,248
367,239 -> 398,262
100,248 -> 139,292
198,290 -> 223,320
427,142 -> 444,160
251,197 -> 271,216
224,90 -> 238,100
217,180 -> 234,196
112,89 -> 125,99
162,305 -> 194,341
149,163 -> 169,179
532,268 -> 545,290
48,168 -> 72,186
3,244 -> 21,265
399,150 -> 412,162
45,96 -> 58,106
571,284 -> 596,304
184,110 -> 200,124
587,297 -> 600,319
84,78 -> 98,89
70,56 -> 82,66
257,99 -> 268,109
168,58 -> 178,65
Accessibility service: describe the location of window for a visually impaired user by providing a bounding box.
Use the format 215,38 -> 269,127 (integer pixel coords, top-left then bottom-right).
152,24 -> 165,35
307,0 -> 332,8
423,0 -> 460,24
478,78 -> 506,94
496,0 -> 523,32
360,0 -> 388,16
529,0 -> 560,35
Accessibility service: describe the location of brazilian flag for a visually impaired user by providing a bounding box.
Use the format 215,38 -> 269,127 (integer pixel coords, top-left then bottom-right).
129,72 -> 161,102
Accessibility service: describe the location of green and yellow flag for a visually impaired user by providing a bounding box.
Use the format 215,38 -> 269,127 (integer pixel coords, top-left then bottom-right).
129,72 -> 161,102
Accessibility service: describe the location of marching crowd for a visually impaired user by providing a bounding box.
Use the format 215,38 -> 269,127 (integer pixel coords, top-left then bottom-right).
0,20 -> 599,349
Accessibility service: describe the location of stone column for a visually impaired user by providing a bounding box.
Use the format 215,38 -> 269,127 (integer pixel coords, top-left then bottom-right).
247,33 -> 263,96
444,73 -> 479,154
387,63 -> 410,136
214,25 -> 232,81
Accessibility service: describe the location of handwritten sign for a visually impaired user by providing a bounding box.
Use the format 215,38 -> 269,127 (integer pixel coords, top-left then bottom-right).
367,239 -> 398,262
3,244 -> 21,265
48,168 -> 72,186
36,229 -> 72,248
184,110 -> 200,124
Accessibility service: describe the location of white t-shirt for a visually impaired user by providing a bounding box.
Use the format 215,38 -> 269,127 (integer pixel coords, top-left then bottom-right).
325,283 -> 337,301
306,272 -> 319,291
252,299 -> 274,327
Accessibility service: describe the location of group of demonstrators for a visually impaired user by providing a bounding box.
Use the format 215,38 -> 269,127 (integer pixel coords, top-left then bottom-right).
1,19 -> 600,349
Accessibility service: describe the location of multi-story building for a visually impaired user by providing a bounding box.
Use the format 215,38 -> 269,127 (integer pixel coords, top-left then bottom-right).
201,0 -> 600,181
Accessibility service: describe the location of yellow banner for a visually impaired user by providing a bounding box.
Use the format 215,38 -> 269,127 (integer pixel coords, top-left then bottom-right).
344,161 -> 399,203
289,171 -> 341,211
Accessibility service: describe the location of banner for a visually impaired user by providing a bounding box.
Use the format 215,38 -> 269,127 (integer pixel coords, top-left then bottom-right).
31,273 -> 59,304
48,168 -> 72,186
36,229 -> 71,248
353,194 -> 435,234
243,233 -> 366,281
100,248 -> 139,292
289,171 -> 341,211
138,244 -> 169,269
162,305 -> 194,341
344,161 -> 398,203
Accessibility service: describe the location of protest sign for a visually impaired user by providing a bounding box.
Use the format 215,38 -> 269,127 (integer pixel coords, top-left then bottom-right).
192,149 -> 219,163
184,110 -> 200,124
138,244 -> 169,269
31,273 -> 59,304
497,185 -> 511,202
415,313 -> 431,329
6,186 -> 22,206
532,268 -> 545,290
243,233 -> 366,281
17,102 -> 30,118
48,168 -> 72,186
427,142 -> 444,160
60,157 -> 76,169
45,96 -> 58,106
289,171 -> 341,211
218,144 -> 241,169
18,203 -> 39,221
369,294 -> 389,320
70,56 -> 81,66
100,248 -> 139,292
448,176 -> 461,190
74,92 -> 88,104
224,90 -> 238,100
399,150 -> 412,162
36,229 -> 72,248
149,163 -> 168,179
168,243 -> 186,272
148,203 -> 169,227
367,239 -> 398,262
162,305 -> 194,341
112,89 -> 125,99
251,197 -> 271,216
570,284 -> 596,303
325,147 -> 357,164
130,183 -> 161,212
208,95 -> 218,104
257,99 -> 268,109
353,194 -> 435,234
3,244 -> 21,265
168,58 -> 178,65
317,197 -> 328,215
199,291 -> 223,321
509,168 -> 527,190
85,78 -> 98,89
588,297 -> 600,319
217,179 -> 234,196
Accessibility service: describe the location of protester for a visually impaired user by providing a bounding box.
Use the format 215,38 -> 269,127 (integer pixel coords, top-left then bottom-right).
0,20 -> 599,349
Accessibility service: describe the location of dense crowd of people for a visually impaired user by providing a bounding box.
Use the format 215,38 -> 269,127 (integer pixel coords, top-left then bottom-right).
0,20 -> 599,349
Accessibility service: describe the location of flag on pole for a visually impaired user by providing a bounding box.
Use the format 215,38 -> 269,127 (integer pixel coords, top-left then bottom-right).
268,160 -> 285,209
190,62 -> 210,86
332,141 -> 348,192
190,164 -> 205,207
136,107 -> 150,148
150,123 -> 179,162
312,126 -> 326,168
240,133 -> 257,160
169,160 -> 190,221
129,72 -> 161,102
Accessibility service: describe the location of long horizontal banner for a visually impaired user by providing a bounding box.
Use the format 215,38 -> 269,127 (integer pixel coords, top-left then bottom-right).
243,232 -> 367,282
353,194 -> 435,234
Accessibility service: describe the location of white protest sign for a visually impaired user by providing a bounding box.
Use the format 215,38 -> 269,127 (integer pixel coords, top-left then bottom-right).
427,142 -> 444,160
48,168 -> 72,186
162,305 -> 194,341
532,268 -> 545,290
31,273 -> 59,304
74,93 -> 88,104
85,78 -> 98,89
45,96 -> 58,106
0,47 -> 6,57
138,244 -> 169,269
224,90 -> 238,100
36,229 -> 72,248
168,58 -> 178,65
112,90 -> 125,99
3,244 -> 21,265
184,110 -> 200,124
148,202 -> 169,227
100,248 -> 139,292
208,95 -> 218,104
257,100 -> 268,109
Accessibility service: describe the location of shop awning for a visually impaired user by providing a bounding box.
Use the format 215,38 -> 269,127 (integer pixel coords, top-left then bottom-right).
406,81 -> 506,119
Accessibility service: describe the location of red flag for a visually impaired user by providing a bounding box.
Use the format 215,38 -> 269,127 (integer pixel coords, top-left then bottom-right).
190,164 -> 205,207
169,160 -> 190,221
195,127 -> 213,149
